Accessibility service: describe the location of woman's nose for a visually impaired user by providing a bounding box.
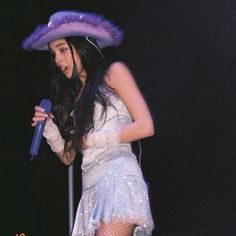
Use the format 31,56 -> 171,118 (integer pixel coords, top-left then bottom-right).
55,53 -> 62,65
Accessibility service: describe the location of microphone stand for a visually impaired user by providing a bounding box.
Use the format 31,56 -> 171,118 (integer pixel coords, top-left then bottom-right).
68,163 -> 74,235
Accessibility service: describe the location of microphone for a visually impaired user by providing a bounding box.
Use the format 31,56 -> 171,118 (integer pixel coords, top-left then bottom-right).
29,98 -> 52,160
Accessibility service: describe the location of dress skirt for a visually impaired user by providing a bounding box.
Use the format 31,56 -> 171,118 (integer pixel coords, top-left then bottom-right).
71,150 -> 154,236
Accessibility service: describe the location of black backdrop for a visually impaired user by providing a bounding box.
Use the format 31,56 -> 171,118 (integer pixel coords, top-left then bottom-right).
1,0 -> 236,235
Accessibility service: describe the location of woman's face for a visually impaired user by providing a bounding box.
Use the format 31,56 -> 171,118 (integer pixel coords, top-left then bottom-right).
49,38 -> 87,82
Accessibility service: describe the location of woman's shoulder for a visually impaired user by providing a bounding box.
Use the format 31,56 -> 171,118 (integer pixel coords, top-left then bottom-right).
105,61 -> 133,89
107,61 -> 129,74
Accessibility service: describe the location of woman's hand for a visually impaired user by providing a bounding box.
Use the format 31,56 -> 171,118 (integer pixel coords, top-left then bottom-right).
31,105 -> 75,165
31,106 -> 49,126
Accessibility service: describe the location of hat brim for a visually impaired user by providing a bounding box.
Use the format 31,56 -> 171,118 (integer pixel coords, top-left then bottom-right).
22,10 -> 123,50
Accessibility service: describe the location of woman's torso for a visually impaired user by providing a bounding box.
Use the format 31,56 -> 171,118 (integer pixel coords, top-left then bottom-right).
81,89 -> 137,171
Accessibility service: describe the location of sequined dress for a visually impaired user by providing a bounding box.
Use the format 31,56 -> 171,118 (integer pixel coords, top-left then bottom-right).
71,90 -> 154,236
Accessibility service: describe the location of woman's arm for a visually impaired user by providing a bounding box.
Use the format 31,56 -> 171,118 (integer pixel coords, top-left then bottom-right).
106,61 -> 154,143
32,106 -> 75,165
54,145 -> 75,166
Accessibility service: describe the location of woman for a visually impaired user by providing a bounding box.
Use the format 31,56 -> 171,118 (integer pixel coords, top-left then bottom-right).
23,10 -> 155,236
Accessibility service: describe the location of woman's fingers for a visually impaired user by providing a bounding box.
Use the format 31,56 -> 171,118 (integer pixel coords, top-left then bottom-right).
31,116 -> 45,126
34,111 -> 48,118
35,106 -> 45,112
32,116 -> 46,122
31,105 -> 49,126
31,121 -> 37,127
34,106 -> 49,117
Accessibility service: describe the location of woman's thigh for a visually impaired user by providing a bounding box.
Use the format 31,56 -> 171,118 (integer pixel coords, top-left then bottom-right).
95,220 -> 135,236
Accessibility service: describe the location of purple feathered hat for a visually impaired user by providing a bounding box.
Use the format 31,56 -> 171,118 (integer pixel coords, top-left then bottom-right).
22,10 -> 123,50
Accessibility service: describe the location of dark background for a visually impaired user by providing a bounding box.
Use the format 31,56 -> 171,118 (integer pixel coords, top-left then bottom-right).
1,0 -> 236,235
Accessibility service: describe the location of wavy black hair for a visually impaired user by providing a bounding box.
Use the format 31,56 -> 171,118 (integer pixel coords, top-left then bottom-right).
49,36 -> 113,152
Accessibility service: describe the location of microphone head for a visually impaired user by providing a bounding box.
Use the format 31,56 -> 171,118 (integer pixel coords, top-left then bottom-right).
40,99 -> 52,113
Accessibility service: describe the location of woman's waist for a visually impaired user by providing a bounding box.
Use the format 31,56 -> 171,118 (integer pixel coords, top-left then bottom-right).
81,143 -> 132,169
82,154 -> 143,191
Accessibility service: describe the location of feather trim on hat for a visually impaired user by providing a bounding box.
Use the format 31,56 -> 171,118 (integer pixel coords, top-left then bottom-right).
22,10 -> 123,50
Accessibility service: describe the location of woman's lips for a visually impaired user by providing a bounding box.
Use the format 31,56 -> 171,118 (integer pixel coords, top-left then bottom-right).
60,66 -> 67,73
58,64 -> 71,77
60,66 -> 70,76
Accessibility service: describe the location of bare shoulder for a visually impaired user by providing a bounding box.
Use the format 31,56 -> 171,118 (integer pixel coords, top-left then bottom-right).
108,61 -> 131,77
105,61 -> 134,89
108,61 -> 129,71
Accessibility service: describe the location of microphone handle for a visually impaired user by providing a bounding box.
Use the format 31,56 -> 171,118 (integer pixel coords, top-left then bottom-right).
29,119 -> 46,157
29,98 -> 52,159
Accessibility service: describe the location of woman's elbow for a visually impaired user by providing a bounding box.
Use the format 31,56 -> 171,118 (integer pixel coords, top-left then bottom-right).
147,125 -> 155,137
142,121 -> 155,137
63,159 -> 72,166
58,156 -> 71,166
57,151 -> 75,166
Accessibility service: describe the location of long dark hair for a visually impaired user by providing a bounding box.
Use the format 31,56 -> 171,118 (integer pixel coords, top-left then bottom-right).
49,36 -> 113,152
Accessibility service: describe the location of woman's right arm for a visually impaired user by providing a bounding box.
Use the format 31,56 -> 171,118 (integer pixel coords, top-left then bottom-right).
32,106 -> 75,165
54,147 -> 75,166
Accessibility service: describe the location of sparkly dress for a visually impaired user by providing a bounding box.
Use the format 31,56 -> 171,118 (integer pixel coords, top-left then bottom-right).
71,90 -> 154,236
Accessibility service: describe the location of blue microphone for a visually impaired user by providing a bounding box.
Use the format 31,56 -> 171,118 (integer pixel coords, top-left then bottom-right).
29,99 -> 52,159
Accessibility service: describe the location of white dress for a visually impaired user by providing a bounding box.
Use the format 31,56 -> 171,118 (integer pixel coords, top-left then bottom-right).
71,90 -> 154,236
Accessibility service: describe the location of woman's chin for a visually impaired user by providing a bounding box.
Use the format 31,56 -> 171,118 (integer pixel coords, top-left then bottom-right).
65,73 -> 72,79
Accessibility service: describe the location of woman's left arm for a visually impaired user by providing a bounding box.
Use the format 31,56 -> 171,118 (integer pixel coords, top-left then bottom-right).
107,61 -> 155,143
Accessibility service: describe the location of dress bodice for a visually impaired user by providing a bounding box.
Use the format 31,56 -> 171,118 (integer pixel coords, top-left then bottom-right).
81,90 -> 133,171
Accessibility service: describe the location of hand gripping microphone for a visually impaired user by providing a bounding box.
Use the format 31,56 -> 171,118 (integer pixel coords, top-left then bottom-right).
29,99 -> 52,160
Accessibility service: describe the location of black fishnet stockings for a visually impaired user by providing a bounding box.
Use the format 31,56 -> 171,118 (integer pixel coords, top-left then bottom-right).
95,220 -> 135,236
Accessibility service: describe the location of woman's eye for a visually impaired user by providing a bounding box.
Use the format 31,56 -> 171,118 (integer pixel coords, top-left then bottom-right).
60,48 -> 68,53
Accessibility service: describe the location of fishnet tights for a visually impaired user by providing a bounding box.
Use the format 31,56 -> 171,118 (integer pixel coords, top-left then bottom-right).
95,220 -> 135,236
